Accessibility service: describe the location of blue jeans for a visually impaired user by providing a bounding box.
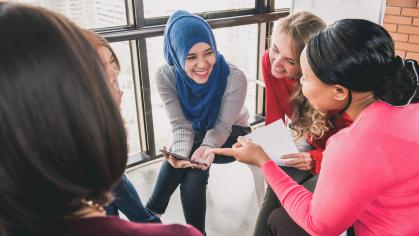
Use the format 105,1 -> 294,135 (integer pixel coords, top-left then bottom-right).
146,125 -> 250,234
106,175 -> 161,223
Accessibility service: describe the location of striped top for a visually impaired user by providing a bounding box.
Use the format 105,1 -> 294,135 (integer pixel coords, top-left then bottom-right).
155,63 -> 249,157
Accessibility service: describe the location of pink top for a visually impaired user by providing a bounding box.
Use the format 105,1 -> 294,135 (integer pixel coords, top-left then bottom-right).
261,101 -> 419,235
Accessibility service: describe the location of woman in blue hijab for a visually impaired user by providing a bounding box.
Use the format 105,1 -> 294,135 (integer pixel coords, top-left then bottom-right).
146,10 -> 250,234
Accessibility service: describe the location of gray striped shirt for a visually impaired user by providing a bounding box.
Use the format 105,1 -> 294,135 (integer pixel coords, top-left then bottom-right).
155,63 -> 249,157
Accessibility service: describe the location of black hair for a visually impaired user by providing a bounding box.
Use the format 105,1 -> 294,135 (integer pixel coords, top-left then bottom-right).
0,3 -> 127,235
306,18 -> 419,106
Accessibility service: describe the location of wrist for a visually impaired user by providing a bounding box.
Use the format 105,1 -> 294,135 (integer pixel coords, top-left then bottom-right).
200,144 -> 213,148
257,154 -> 271,167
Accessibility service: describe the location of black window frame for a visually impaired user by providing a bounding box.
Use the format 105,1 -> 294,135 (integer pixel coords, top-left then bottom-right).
93,0 -> 290,167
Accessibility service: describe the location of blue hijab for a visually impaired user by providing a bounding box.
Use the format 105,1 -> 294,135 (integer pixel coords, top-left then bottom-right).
163,10 -> 230,131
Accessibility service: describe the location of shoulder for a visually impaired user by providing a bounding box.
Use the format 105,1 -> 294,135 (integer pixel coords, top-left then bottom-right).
226,63 -> 247,87
156,64 -> 176,85
127,222 -> 202,236
67,217 -> 202,236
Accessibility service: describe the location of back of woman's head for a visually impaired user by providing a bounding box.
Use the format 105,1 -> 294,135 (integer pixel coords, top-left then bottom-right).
307,18 -> 419,106
273,11 -> 326,65
0,3 -> 127,235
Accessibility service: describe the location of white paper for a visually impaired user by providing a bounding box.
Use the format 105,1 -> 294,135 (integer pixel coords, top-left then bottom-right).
245,119 -> 298,166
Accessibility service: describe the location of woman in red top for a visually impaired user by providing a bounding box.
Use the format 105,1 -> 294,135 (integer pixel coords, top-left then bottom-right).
0,3 -> 201,236
254,12 -> 352,236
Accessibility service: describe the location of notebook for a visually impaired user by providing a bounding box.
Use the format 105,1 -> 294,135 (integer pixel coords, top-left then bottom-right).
244,119 -> 298,166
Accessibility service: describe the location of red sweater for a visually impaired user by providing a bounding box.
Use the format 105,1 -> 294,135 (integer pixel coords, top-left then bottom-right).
262,50 -> 352,174
64,216 -> 202,236
262,101 -> 419,235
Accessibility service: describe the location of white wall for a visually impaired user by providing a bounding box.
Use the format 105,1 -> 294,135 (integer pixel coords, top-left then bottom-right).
291,0 -> 387,25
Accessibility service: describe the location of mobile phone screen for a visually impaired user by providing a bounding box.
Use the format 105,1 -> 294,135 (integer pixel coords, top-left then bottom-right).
159,149 -> 201,164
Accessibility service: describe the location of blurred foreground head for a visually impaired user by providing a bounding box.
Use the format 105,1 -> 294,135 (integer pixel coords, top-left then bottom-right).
0,2 -> 127,235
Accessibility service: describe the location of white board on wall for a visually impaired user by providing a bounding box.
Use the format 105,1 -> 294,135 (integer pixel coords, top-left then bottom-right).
291,0 -> 386,25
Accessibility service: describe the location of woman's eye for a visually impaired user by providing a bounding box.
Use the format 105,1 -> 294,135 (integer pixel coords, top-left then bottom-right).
287,59 -> 296,65
205,51 -> 214,56
186,56 -> 196,60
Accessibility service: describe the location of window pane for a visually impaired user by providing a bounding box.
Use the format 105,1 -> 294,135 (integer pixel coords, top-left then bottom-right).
111,42 -> 142,157
13,0 -> 127,29
275,0 -> 293,9
143,0 -> 254,18
147,24 -> 258,151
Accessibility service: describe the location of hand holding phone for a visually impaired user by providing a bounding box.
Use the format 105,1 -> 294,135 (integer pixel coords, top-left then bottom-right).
159,149 -> 202,165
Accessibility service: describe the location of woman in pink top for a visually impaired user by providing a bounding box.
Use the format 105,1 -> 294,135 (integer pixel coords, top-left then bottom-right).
212,19 -> 419,235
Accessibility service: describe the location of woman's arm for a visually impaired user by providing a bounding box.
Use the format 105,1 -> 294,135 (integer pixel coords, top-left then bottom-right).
262,135 -> 394,235
201,65 -> 249,148
155,65 -> 194,157
211,134 -> 394,235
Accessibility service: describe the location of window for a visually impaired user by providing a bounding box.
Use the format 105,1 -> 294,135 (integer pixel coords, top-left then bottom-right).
13,0 -> 128,29
111,41 -> 142,157
143,0 -> 255,18
275,0 -> 292,9
11,0 -> 289,165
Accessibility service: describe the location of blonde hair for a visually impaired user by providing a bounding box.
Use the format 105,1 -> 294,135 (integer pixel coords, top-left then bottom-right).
271,12 -> 328,140
272,11 -> 326,68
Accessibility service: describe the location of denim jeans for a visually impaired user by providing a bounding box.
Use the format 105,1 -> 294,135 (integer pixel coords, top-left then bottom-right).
146,125 -> 250,234
106,175 -> 161,223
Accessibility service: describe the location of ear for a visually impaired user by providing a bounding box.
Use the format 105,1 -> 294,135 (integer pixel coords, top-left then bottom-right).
332,85 -> 349,102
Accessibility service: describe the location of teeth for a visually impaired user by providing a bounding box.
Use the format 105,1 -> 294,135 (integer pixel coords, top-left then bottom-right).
274,67 -> 285,73
195,70 -> 207,75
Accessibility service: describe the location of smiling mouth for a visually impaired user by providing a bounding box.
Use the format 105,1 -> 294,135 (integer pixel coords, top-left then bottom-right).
274,67 -> 285,73
194,70 -> 208,76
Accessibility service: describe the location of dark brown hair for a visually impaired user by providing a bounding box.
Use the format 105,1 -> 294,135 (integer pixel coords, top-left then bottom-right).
0,3 -> 127,235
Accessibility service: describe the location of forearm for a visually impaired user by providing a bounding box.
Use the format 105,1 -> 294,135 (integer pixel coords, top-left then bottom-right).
261,160 -> 353,235
202,67 -> 248,147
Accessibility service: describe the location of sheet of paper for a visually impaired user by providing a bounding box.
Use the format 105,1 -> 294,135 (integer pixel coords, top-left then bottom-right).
245,119 -> 298,166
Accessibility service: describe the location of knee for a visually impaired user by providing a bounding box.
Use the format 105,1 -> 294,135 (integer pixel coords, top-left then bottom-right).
180,169 -> 209,191
267,207 -> 308,236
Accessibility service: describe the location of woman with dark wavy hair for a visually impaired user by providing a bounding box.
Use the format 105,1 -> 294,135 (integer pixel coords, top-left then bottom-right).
0,3 -> 201,236
212,19 -> 419,236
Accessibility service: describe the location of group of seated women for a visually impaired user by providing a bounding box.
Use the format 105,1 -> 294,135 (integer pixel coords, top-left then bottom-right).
1,2 -> 418,236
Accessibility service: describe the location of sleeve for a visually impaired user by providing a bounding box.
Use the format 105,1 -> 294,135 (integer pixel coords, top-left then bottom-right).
308,148 -> 323,175
262,50 -> 283,125
201,67 -> 248,148
155,65 -> 194,157
261,135 -> 395,235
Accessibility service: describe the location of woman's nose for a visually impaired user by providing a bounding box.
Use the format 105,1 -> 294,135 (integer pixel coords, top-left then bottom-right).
196,58 -> 208,68
272,55 -> 283,67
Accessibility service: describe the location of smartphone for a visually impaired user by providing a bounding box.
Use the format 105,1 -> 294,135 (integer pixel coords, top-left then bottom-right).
159,149 -> 202,164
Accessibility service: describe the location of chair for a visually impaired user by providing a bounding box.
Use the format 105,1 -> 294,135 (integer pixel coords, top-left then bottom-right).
246,79 -> 267,207
247,164 -> 266,207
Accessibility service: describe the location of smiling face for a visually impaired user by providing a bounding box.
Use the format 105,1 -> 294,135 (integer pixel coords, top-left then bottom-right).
184,42 -> 216,84
269,31 -> 301,79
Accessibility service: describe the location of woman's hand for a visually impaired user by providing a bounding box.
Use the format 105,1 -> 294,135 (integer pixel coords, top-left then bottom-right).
209,137 -> 271,167
162,147 -> 202,169
281,152 -> 313,170
191,145 -> 214,170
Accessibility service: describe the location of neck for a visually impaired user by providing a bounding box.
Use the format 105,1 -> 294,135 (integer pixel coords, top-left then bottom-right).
346,91 -> 376,120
